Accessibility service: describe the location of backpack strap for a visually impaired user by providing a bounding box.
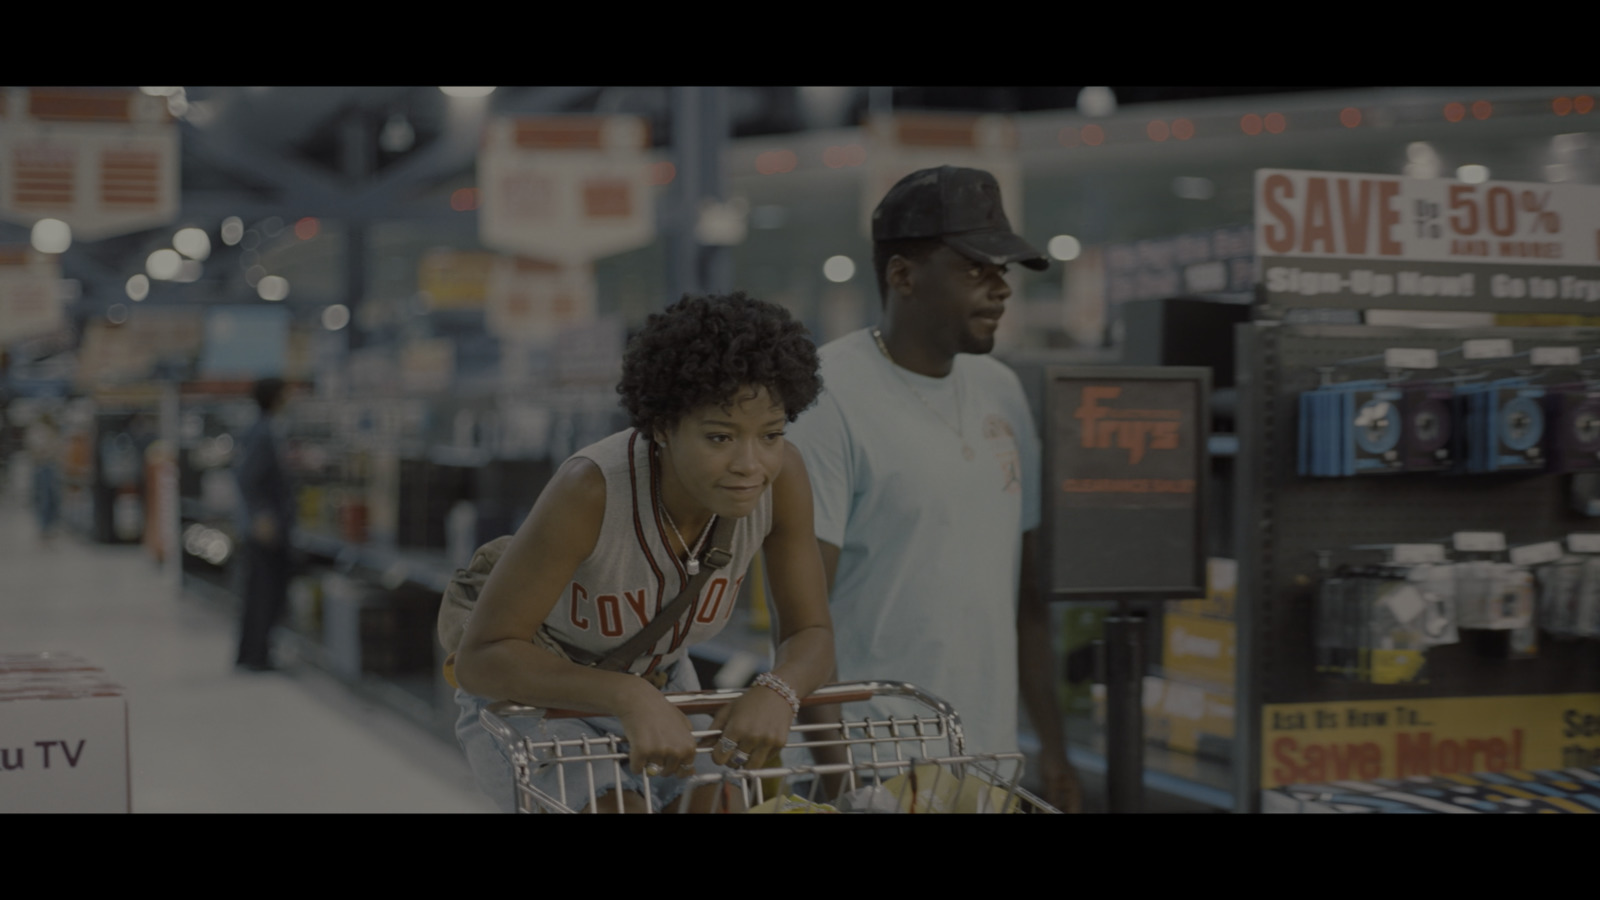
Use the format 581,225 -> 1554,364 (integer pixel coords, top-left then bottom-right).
440,514 -> 738,688
594,513 -> 737,673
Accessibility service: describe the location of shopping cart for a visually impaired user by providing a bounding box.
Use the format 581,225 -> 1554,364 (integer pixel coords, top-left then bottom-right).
479,680 -> 1060,814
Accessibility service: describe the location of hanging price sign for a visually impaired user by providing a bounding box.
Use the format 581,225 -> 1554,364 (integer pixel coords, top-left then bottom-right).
1256,169 -> 1600,314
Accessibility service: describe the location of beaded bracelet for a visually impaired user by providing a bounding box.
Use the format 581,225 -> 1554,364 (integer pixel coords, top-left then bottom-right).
753,672 -> 801,718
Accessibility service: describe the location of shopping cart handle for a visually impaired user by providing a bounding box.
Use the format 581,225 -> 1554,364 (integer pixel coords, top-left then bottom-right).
536,684 -> 879,719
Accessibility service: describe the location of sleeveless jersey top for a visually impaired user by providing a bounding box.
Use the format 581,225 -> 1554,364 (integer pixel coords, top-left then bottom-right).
539,428 -> 773,677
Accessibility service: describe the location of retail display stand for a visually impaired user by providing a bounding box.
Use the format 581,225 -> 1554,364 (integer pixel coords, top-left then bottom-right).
1231,169 -> 1600,812
1041,367 -> 1211,812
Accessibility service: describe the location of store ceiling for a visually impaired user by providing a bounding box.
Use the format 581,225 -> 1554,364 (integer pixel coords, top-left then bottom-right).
4,86 -> 1596,326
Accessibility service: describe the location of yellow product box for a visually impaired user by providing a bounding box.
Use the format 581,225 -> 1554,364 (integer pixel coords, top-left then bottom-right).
1162,612 -> 1236,691
1167,558 -> 1236,621
1092,675 -> 1235,760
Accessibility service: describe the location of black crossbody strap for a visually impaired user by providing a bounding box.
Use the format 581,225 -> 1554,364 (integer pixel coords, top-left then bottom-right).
594,514 -> 737,673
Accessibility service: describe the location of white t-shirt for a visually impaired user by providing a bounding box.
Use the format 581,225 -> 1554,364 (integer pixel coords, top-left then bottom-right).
787,328 -> 1041,755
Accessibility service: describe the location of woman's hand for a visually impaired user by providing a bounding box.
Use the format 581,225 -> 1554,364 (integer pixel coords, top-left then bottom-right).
615,687 -> 700,778
707,683 -> 795,769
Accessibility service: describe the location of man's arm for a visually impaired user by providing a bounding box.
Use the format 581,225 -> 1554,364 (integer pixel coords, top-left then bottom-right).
1018,529 -> 1083,813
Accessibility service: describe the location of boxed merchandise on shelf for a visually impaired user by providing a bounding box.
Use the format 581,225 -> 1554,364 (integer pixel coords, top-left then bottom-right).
1168,558 -> 1236,621
0,654 -> 130,813
1161,610 -> 1236,690
1092,674 -> 1235,763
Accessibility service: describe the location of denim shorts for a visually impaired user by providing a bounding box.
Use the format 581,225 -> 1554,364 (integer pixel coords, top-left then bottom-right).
455,659 -> 720,813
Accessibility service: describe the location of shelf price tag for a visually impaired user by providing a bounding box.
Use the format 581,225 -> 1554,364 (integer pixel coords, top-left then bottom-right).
1453,531 -> 1506,553
1390,544 -> 1447,564
1509,541 -> 1564,567
1568,533 -> 1600,554
1532,346 -> 1581,366
1385,348 -> 1438,370
1463,339 -> 1514,360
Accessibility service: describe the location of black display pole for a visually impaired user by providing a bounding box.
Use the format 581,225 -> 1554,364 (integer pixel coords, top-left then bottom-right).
1040,366 -> 1211,816
1103,595 -> 1146,814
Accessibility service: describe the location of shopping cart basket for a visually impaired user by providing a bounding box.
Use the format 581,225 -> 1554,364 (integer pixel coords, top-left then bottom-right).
479,680 -> 1060,814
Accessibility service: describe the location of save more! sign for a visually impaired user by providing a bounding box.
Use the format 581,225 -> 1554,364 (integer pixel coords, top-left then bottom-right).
1044,367 -> 1209,597
1255,169 -> 1600,313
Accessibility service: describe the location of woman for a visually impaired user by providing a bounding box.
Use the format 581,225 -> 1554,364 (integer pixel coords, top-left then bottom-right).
453,292 -> 835,813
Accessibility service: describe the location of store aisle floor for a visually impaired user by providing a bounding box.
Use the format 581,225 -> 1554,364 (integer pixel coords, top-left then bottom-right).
0,495 -> 496,814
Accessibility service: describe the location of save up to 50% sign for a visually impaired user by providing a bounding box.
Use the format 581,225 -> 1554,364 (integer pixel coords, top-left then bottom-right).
1415,185 -> 1563,243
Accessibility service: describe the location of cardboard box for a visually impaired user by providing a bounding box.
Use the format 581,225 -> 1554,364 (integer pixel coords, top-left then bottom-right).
1092,675 -> 1234,762
1167,558 -> 1237,621
1161,612 -> 1236,690
0,656 -> 130,813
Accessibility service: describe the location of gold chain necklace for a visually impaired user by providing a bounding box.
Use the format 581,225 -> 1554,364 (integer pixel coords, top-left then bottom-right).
873,328 -> 975,461
654,444 -> 716,575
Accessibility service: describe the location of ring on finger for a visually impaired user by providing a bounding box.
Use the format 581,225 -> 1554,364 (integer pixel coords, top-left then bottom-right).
644,762 -> 663,777
729,750 -> 751,769
716,736 -> 738,754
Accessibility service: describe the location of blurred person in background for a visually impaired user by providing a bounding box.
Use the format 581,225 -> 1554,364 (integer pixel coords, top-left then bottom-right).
785,166 -> 1083,812
26,410 -> 62,548
234,377 -> 295,672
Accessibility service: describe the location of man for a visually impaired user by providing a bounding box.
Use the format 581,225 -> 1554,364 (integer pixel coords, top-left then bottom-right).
786,165 -> 1083,812
234,377 -> 295,672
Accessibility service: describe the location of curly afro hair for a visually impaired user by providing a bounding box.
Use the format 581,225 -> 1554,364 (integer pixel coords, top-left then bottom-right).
618,292 -> 822,437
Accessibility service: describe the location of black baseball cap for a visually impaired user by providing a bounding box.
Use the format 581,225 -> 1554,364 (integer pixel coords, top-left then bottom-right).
872,165 -> 1049,271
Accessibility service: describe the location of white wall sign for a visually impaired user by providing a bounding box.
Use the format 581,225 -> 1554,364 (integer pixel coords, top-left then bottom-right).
0,88 -> 178,241
1255,168 -> 1600,313
485,255 -> 597,345
0,246 -> 65,345
478,116 -> 655,265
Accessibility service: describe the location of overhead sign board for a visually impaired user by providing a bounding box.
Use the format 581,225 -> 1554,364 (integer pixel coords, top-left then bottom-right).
0,88 -> 179,241
485,256 -> 597,345
1255,168 -> 1600,314
478,116 -> 655,265
1043,366 -> 1210,598
0,245 -> 65,345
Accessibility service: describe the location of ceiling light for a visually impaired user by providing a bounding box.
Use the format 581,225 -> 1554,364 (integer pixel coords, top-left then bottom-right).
257,275 -> 289,302
1077,87 -> 1116,117
823,256 -> 856,283
323,305 -> 351,331
1456,164 -> 1490,184
220,217 -> 244,246
126,275 -> 150,302
1173,177 -> 1215,200
1048,235 -> 1082,261
439,87 -> 496,98
174,227 -> 211,261
30,218 -> 71,254
147,249 -> 183,281
380,114 -> 415,153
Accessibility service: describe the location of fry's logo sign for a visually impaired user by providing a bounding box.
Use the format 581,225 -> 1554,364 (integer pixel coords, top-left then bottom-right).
1074,386 -> 1182,465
